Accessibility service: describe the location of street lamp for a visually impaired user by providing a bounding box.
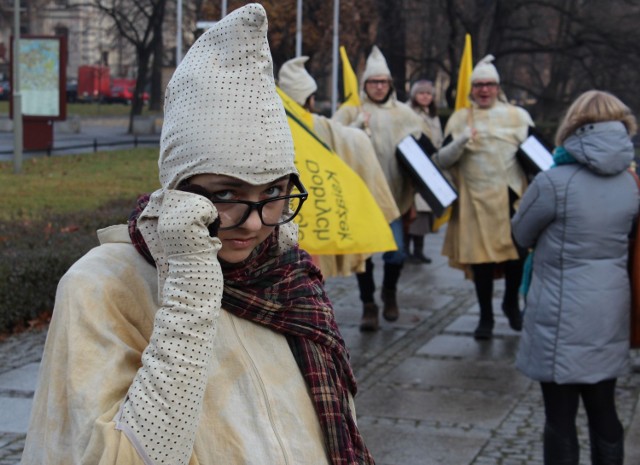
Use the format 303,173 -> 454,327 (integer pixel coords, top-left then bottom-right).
13,0 -> 22,174
295,0 -> 302,57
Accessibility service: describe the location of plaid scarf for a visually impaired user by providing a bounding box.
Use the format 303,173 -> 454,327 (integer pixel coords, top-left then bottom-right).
128,195 -> 375,465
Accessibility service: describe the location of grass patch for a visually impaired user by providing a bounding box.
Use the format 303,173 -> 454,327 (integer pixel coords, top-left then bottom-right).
0,147 -> 161,335
0,148 -> 160,220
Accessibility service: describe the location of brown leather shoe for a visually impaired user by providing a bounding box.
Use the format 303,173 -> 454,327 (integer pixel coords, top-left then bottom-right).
381,288 -> 399,321
359,302 -> 379,332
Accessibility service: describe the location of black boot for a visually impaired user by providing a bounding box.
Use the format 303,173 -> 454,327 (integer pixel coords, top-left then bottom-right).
472,263 -> 495,340
356,258 -> 375,303
590,427 -> 624,465
501,302 -> 523,331
381,263 -> 402,321
543,423 -> 579,465
359,302 -> 379,332
411,235 -> 431,264
473,319 -> 494,340
381,288 -> 399,321
503,258 -> 523,331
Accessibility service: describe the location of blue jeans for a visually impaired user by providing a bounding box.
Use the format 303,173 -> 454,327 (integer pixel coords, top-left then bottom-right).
382,218 -> 405,265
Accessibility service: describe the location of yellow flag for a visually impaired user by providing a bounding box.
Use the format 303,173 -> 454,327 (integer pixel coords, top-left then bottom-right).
433,33 -> 473,231
339,46 -> 361,108
454,34 -> 473,111
276,87 -> 396,255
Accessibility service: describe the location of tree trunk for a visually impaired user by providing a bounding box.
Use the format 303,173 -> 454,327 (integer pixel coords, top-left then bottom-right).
375,0 -> 407,100
149,5 -> 165,112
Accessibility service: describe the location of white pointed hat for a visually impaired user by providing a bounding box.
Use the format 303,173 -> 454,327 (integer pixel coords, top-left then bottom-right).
158,3 -> 297,189
471,54 -> 500,83
278,56 -> 317,107
362,45 -> 392,82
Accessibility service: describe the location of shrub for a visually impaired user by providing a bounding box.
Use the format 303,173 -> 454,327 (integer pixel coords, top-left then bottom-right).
0,198 -> 137,335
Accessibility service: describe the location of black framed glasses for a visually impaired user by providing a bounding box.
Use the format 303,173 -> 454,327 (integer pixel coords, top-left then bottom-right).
366,79 -> 391,87
472,82 -> 498,89
211,175 -> 308,230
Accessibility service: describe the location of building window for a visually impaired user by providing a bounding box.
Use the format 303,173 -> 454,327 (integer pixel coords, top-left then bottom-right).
55,25 -> 69,38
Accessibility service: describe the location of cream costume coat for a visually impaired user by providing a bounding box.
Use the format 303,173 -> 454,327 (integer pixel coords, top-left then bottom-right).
333,96 -> 423,216
277,55 -> 399,277
409,104 -> 444,220
312,114 -> 399,276
412,107 -> 444,149
21,5 -> 345,465
21,224 -> 330,465
434,101 -> 533,268
332,46 -> 423,216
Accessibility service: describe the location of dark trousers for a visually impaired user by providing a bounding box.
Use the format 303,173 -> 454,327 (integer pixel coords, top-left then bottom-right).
471,258 -> 524,322
540,379 -> 624,465
541,379 -> 623,443
356,257 -> 403,304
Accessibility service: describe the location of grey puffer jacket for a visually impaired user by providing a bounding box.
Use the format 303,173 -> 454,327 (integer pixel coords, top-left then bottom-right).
512,121 -> 639,384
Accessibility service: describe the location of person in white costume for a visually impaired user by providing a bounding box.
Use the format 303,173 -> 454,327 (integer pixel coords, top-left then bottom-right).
333,46 -> 423,331
433,55 -> 533,340
20,5 -> 374,465
277,55 -> 400,279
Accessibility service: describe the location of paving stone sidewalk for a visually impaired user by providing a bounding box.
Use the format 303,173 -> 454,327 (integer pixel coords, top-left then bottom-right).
1,230 -> 639,465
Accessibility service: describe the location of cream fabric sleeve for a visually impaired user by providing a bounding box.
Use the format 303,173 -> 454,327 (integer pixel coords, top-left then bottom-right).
433,126 -> 472,169
115,190 -> 223,465
332,105 -> 362,129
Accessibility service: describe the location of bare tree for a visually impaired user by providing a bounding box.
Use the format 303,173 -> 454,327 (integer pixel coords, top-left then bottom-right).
191,0 -> 640,126
444,0 -> 640,120
199,0 -> 377,107
92,0 -> 167,132
423,0 -> 640,122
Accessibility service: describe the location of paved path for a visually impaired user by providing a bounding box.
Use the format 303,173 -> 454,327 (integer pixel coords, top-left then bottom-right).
1,228 -> 640,465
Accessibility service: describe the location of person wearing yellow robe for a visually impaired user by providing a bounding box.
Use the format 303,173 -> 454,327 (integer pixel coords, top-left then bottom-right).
433,55 -> 533,340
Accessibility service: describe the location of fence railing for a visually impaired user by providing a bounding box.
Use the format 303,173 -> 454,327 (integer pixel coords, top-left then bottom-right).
0,135 -> 161,157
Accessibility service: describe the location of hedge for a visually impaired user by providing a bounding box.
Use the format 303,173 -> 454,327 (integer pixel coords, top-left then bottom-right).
0,199 -> 136,335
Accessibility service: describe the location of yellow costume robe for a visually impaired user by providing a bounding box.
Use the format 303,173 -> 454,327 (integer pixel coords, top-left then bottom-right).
436,100 -> 533,270
333,94 -> 424,216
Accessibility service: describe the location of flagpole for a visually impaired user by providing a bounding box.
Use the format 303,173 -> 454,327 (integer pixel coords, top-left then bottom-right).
330,0 -> 339,115
295,0 -> 302,57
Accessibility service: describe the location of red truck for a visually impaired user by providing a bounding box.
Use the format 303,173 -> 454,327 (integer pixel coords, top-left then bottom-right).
108,78 -> 149,104
77,65 -> 110,102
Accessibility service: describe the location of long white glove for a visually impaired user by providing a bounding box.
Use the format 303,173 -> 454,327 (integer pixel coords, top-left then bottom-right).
433,126 -> 473,169
115,189 -> 222,465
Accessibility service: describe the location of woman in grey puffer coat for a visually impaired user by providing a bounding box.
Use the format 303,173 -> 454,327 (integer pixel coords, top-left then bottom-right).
511,90 -> 638,465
